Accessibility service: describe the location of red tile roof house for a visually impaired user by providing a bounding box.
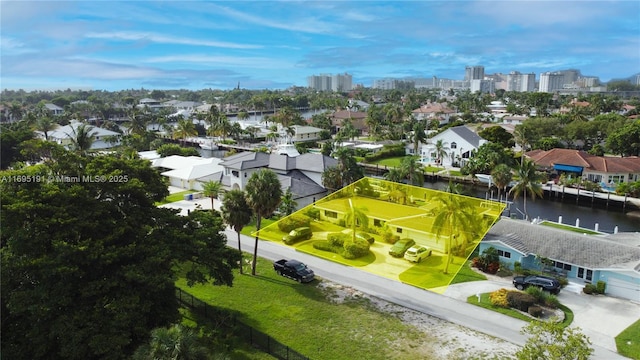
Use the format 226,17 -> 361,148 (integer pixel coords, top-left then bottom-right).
527,148 -> 640,190
411,102 -> 456,126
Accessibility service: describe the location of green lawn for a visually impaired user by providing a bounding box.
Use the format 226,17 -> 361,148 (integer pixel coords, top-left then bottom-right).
176,258 -> 444,360
540,221 -> 601,235
369,156 -> 404,167
155,190 -> 196,205
467,293 -> 574,328
616,319 -> 640,359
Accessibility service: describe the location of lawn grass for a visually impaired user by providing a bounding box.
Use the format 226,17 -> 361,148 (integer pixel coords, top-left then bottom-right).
450,261 -> 488,284
467,293 -> 574,328
369,156 -> 404,168
539,221 -> 601,235
616,318 -> 640,359
176,257 -> 442,360
155,190 -> 196,205
240,218 -> 277,237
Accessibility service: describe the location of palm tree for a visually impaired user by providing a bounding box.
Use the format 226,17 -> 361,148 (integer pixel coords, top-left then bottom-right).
8,102 -> 24,122
68,123 -> 96,154
384,167 -> 405,183
513,126 -> 530,165
432,194 -> 480,274
202,180 -> 224,212
173,116 -> 197,145
134,324 -> 209,360
245,169 -> 282,275
434,139 -> 449,167
34,116 -> 58,141
399,156 -> 424,186
278,188 -> 298,216
221,189 -> 252,274
509,159 -> 544,221
322,166 -> 343,193
491,163 -> 513,202
344,198 -> 369,243
409,121 -> 427,156
126,106 -> 148,136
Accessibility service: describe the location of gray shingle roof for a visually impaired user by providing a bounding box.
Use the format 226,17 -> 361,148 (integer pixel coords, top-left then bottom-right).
449,125 -> 484,148
219,152 -> 271,170
485,218 -> 640,270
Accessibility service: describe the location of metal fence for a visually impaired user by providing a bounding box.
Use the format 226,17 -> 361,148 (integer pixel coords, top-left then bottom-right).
175,288 -> 310,360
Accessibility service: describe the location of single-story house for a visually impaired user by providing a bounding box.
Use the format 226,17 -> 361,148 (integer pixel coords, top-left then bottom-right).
480,217 -> 640,301
290,125 -> 323,142
152,155 -> 224,190
418,125 -> 487,167
38,121 -> 121,150
219,151 -> 338,209
526,148 -> 640,189
44,103 -> 64,116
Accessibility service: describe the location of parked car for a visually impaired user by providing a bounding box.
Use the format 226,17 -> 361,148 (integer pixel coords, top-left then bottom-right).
273,259 -> 315,283
513,275 -> 561,294
283,227 -> 312,245
389,238 -> 416,257
404,245 -> 432,263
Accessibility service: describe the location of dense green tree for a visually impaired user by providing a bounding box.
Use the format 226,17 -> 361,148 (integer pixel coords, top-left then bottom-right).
245,169 -> 282,275
1,150 -> 240,359
509,159 -> 544,221
478,126 -> 515,148
516,320 -> 593,360
221,189 -> 252,274
462,143 -> 514,176
606,120 -> 640,157
173,116 -> 197,145
333,147 -> 364,187
408,120 -> 427,155
321,165 -> 344,192
0,122 -> 34,169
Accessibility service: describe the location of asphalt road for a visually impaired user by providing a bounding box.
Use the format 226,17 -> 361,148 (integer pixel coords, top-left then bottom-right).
227,228 -> 629,360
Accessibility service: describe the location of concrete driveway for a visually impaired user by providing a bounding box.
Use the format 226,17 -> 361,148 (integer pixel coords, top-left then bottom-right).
444,272 -> 640,354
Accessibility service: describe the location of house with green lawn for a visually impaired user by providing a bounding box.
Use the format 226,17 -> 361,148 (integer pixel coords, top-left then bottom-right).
480,217 -> 640,301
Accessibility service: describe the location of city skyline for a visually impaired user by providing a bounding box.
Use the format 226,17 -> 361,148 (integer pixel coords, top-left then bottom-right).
1,1 -> 639,91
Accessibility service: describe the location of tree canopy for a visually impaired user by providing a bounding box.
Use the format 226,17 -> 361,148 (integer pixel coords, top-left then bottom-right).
1,148 -> 240,360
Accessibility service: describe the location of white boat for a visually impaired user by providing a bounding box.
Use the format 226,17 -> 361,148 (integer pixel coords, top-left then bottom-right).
199,138 -> 218,150
273,143 -> 300,157
475,174 -> 493,186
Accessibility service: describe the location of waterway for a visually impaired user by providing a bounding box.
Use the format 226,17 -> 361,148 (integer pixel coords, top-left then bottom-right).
422,180 -> 639,234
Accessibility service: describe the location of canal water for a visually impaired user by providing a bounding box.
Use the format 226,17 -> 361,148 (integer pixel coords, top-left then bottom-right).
422,180 -> 639,234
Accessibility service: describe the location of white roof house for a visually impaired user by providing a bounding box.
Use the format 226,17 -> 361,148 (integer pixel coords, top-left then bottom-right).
152,155 -> 225,190
419,125 -> 487,167
37,121 -> 121,150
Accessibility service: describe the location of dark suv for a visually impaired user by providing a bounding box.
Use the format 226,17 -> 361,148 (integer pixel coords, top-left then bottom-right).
283,227 -> 312,245
513,275 -> 561,294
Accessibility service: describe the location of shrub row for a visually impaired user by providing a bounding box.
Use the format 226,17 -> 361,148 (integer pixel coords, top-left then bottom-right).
362,144 -> 407,163
489,288 -> 559,319
313,232 -> 371,259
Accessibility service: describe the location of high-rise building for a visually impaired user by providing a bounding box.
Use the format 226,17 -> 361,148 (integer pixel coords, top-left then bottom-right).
465,66 -> 485,82
539,72 -> 565,92
507,71 -> 537,92
331,73 -> 352,92
470,79 -> 495,93
307,73 -> 352,91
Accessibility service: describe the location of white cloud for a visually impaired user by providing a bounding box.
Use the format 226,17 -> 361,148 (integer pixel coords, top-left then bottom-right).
84,31 -> 262,49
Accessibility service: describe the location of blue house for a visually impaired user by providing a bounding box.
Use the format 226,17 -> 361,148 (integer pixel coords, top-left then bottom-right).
480,217 -> 640,302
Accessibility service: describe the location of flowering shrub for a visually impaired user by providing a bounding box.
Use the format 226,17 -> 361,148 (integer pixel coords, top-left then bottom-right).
489,288 -> 510,308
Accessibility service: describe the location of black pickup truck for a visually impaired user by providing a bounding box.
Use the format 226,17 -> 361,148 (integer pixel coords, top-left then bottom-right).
273,259 -> 315,283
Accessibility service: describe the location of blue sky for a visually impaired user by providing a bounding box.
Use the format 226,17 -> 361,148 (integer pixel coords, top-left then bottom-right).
1,1 -> 639,91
